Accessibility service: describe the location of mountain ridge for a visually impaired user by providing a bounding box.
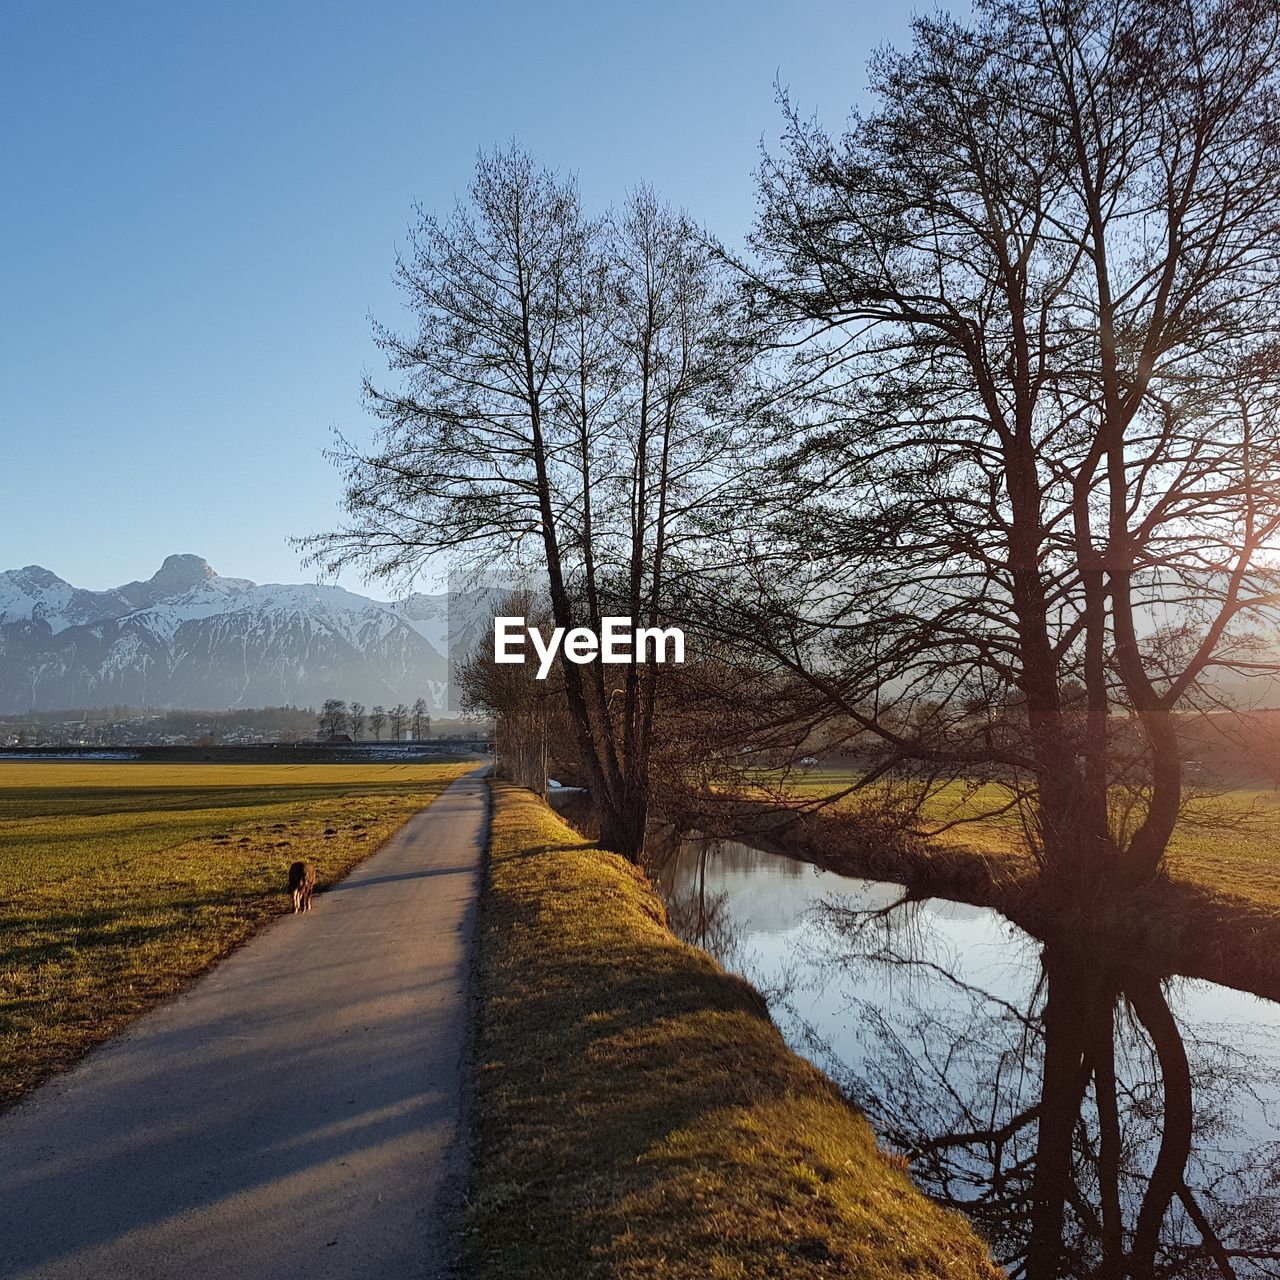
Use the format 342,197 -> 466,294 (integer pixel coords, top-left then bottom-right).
0,556 -> 457,713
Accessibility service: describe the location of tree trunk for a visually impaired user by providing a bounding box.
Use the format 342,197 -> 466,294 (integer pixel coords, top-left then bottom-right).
1127,975 -> 1194,1279
1026,941 -> 1107,1280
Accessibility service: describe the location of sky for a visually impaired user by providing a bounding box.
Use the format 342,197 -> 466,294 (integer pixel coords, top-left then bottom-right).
1,0 -> 934,597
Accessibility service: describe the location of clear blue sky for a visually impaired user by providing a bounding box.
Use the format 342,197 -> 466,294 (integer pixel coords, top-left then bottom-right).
1,0 -> 934,595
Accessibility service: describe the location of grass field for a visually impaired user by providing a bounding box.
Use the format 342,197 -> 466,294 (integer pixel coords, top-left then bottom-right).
467,781 -> 999,1280
0,759 -> 472,1109
776,766 -> 1280,908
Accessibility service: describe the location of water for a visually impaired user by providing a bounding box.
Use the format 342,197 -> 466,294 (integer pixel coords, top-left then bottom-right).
653,837 -> 1280,1278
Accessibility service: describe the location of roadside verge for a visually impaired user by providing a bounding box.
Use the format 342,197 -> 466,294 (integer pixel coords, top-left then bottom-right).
465,781 -> 999,1279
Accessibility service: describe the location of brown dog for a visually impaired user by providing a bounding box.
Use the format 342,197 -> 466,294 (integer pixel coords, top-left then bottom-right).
288,860 -> 316,913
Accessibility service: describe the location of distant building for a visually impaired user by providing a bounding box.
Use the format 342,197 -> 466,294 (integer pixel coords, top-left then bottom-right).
324,733 -> 353,745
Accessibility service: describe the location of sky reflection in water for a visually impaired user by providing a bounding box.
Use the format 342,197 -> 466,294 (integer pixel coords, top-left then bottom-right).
654,839 -> 1280,1278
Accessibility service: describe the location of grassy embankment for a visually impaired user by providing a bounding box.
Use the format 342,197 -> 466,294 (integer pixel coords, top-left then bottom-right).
0,760 -> 471,1109
467,781 -> 999,1280
779,767 -> 1280,899
729,767 -> 1280,997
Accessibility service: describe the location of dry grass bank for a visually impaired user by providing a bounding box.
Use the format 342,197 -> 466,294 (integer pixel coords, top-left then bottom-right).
466,781 -> 999,1280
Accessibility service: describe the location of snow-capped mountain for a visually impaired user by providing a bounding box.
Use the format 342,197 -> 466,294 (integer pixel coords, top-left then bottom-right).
0,555 -> 461,713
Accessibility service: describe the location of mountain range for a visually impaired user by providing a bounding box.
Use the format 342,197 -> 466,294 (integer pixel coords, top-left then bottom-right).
0,555 -> 461,713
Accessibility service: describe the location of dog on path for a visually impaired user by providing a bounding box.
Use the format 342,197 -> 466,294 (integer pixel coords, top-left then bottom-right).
288,860 -> 316,913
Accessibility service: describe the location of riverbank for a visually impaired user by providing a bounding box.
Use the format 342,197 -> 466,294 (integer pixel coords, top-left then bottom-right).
682,791 -> 1280,1004
466,781 -> 999,1279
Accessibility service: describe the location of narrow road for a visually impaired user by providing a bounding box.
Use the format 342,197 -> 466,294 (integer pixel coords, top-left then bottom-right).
0,769 -> 489,1280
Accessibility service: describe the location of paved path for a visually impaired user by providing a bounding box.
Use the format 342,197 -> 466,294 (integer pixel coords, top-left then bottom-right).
0,769 -> 489,1280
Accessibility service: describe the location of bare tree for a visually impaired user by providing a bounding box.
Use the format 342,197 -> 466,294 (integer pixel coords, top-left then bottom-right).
388,703 -> 408,741
715,0 -> 1280,900
318,698 -> 348,739
369,704 -> 386,741
349,701 -> 367,741
411,696 -> 429,739
302,147 -> 750,857
456,587 -> 563,792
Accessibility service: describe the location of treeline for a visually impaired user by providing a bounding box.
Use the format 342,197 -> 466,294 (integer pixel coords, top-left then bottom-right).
317,697 -> 432,741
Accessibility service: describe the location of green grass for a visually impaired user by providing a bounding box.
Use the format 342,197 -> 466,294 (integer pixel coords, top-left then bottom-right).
466,781 -> 999,1280
0,760 -> 472,1108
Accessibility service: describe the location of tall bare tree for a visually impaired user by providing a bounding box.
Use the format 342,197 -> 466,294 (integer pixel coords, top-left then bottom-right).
318,698 -> 347,739
348,701 -> 367,741
716,0 -> 1280,903
388,703 -> 408,741
303,147 -> 748,857
369,704 -> 386,741
411,696 -> 429,739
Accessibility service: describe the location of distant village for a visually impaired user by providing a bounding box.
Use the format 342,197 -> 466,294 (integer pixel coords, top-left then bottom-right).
0,704 -> 488,749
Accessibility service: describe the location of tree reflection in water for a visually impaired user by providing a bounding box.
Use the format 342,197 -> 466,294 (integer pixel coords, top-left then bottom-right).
656,839 -> 1280,1278
652,837 -> 803,1013
807,900 -> 1280,1278
658,842 -> 738,963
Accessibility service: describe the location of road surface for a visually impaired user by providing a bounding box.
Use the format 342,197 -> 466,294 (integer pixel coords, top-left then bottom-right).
0,769 -> 488,1280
